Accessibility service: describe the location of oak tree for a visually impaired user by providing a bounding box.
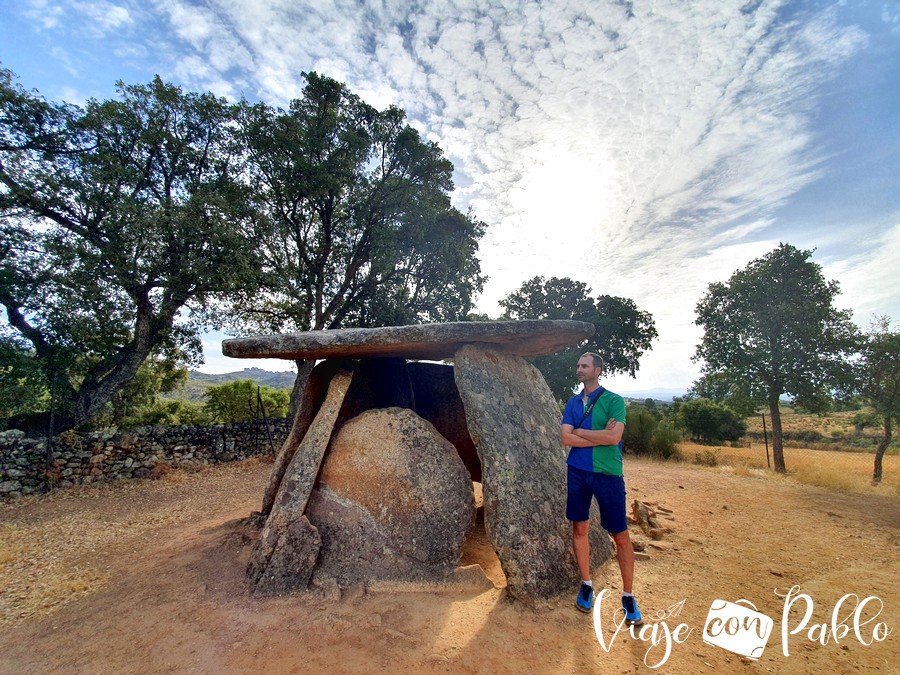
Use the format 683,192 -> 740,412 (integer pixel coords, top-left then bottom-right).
499,276 -> 657,401
0,70 -> 259,432
693,243 -> 858,472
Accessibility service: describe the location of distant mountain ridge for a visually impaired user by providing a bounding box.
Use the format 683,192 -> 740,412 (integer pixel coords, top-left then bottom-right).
618,388 -> 688,402
165,368 -> 297,402
188,368 -> 297,389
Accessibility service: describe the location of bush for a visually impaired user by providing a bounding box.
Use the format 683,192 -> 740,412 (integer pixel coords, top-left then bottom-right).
694,449 -> 719,467
203,380 -> 290,424
680,398 -> 747,443
649,421 -> 681,460
623,407 -> 656,454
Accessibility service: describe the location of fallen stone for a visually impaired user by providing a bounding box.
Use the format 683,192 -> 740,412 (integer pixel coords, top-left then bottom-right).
222,319 -> 595,361
268,370 -> 353,520
306,408 -> 474,587
634,552 -> 651,561
453,344 -> 613,601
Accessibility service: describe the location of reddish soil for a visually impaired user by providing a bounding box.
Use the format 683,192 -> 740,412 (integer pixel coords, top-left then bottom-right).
1,456 -> 897,673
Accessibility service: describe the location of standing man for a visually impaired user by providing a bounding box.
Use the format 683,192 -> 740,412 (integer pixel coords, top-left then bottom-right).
560,352 -> 641,624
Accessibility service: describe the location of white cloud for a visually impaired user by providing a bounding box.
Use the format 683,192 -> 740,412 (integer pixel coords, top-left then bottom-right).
27,0 -> 885,386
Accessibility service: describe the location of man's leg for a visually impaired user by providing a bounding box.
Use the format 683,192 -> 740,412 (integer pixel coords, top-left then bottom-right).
572,520 -> 591,581
611,529 -> 634,593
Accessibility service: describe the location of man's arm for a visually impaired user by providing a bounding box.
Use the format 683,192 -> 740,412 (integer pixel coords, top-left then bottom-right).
573,420 -> 624,446
561,423 -> 596,448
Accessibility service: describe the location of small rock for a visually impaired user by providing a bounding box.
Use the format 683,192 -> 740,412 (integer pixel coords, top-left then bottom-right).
634,552 -> 651,561
769,569 -> 784,577
722,504 -> 729,510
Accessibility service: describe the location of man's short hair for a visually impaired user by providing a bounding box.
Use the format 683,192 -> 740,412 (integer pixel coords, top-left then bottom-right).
581,352 -> 603,369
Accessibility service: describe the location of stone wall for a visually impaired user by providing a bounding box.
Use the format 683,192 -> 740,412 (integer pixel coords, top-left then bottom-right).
0,419 -> 291,498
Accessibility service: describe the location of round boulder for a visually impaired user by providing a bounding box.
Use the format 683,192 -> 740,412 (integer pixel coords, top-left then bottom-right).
306,407 -> 475,587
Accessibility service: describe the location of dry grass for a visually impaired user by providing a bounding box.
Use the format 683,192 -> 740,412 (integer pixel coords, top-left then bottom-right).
0,458 -> 271,628
677,441 -> 900,496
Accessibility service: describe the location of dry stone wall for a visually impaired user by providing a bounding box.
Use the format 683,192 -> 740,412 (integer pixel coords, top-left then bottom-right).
0,419 -> 291,498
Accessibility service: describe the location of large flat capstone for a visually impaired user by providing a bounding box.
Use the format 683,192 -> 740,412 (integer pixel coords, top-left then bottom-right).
222,320 -> 594,361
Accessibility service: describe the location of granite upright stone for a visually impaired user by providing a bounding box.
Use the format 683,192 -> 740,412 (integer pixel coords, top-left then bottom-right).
453,345 -> 613,600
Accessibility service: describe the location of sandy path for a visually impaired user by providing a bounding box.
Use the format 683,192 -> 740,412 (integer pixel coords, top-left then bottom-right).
1,456 -> 897,673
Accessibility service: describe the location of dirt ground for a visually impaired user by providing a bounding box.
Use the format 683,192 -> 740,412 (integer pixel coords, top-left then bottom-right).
1,456 -> 897,674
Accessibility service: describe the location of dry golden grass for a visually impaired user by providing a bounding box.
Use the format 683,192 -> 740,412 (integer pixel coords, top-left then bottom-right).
677,441 -> 900,496
0,459 -> 271,628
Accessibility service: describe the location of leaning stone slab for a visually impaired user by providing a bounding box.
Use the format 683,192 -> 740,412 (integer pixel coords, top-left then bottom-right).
305,407 -> 474,587
260,359 -> 351,517
453,345 -> 613,601
222,320 -> 594,361
249,512 -> 321,596
247,370 -> 353,591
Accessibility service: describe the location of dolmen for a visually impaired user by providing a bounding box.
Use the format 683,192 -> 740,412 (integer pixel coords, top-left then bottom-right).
222,320 -> 614,602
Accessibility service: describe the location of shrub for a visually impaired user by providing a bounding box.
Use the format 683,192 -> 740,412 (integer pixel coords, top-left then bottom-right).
623,407 -> 656,454
680,398 -> 747,443
694,449 -> 719,467
203,380 -> 290,424
649,421 -> 681,460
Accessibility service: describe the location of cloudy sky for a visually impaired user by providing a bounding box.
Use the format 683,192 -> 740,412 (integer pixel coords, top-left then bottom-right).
3,0 -> 898,393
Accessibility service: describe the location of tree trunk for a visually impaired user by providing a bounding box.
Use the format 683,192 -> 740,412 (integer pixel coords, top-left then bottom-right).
769,397 -> 786,473
872,416 -> 892,485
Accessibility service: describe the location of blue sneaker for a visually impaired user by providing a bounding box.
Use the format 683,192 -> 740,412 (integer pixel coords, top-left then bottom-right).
622,594 -> 642,625
576,583 -> 593,613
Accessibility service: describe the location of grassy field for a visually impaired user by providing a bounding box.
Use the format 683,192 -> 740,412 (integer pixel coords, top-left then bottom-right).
675,440 -> 900,496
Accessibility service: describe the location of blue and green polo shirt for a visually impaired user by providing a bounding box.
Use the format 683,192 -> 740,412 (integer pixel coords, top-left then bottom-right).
562,387 -> 627,476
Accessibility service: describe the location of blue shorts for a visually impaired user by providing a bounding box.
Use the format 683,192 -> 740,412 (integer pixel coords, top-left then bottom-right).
566,465 -> 628,534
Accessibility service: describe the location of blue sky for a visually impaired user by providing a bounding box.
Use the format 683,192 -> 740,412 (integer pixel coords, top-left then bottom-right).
2,0 -> 898,392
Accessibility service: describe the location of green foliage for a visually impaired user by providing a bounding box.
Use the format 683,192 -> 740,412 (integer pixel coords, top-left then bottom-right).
857,317 -> 900,483
687,372 -> 762,418
86,356 -> 190,429
124,399 -> 210,427
649,421 -> 681,460
202,379 -> 289,424
217,72 -> 486,337
0,68 -> 261,432
499,276 -> 657,401
693,243 -> 859,471
0,333 -> 47,419
679,398 -> 746,443
858,319 -> 900,423
623,406 -> 656,454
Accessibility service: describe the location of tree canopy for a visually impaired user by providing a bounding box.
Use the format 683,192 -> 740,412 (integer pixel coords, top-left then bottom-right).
499,276 -> 657,401
857,318 -> 900,484
208,72 -> 486,414
0,69 -> 260,432
216,73 -> 485,334
693,243 -> 859,472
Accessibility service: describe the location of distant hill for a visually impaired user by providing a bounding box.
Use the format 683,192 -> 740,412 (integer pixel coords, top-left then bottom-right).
165,368 -> 296,402
619,388 -> 688,402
